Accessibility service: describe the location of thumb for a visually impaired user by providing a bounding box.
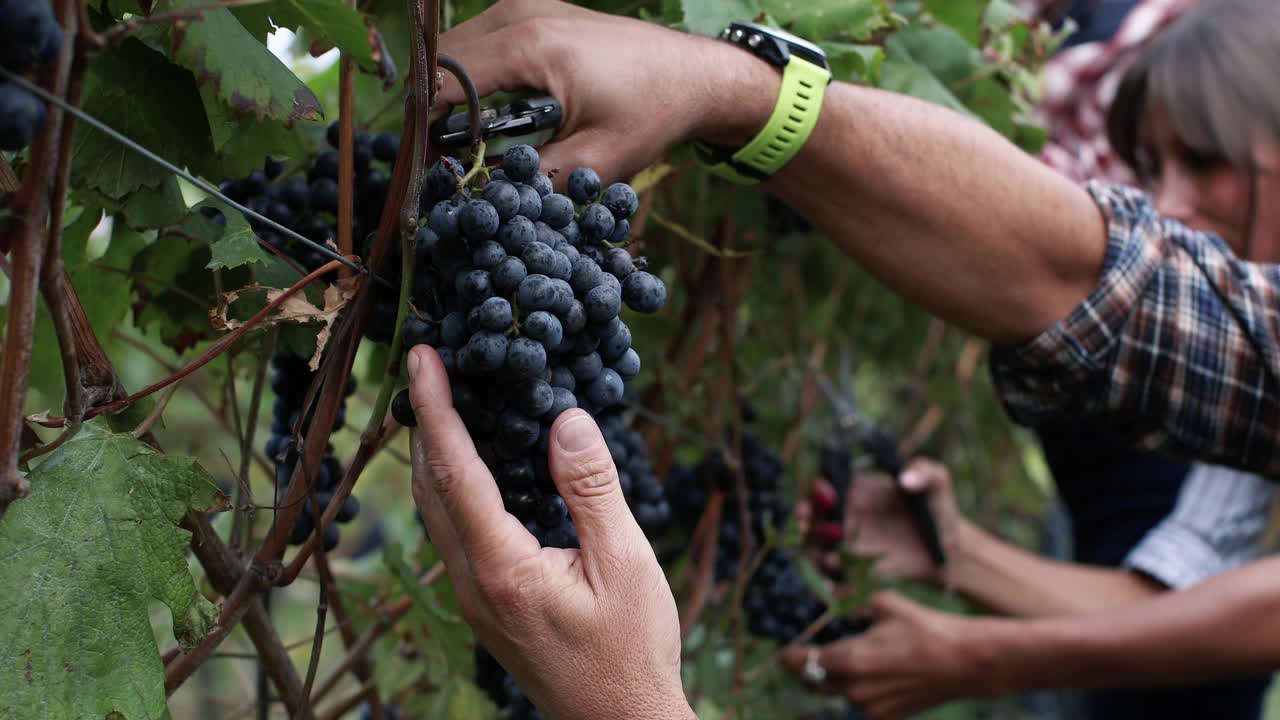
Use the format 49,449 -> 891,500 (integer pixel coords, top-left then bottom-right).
547,409 -> 642,565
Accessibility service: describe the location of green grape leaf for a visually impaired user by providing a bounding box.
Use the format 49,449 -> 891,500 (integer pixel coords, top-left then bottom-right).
823,41 -> 884,83
679,0 -> 759,35
764,0 -> 891,41
877,59 -> 969,116
383,542 -> 473,680
120,175 -> 189,229
201,200 -> 269,270
144,0 -> 322,125
71,39 -> 213,199
0,423 -> 228,720
922,0 -> 984,45
197,84 -> 310,176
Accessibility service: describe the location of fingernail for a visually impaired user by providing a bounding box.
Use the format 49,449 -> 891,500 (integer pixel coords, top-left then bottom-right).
900,470 -> 923,491
407,348 -> 422,379
556,413 -> 596,453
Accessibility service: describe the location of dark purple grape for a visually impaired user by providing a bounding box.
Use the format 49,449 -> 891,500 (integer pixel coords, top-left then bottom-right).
622,271 -> 667,314
567,167 -> 602,204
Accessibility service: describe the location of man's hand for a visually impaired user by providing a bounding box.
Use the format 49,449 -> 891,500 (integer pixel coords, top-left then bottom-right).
780,592 -> 1004,720
405,344 -> 694,720
435,0 -> 777,185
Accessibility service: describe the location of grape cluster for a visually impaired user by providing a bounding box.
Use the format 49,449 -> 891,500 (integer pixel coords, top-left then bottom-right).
217,122 -> 398,275
263,352 -> 360,550
668,432 -> 866,646
0,0 -> 62,151
358,702 -> 399,720
387,144 -> 666,551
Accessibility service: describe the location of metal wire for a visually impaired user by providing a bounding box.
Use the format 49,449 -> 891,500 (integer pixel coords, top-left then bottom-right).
0,66 -> 371,277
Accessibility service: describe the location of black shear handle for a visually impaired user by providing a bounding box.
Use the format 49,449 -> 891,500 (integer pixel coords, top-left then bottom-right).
862,426 -> 947,566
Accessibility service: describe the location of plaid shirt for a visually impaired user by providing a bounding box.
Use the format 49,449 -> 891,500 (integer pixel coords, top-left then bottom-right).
990,182 -> 1280,479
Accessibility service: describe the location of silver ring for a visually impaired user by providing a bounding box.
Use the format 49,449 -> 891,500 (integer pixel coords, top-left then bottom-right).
802,647 -> 827,685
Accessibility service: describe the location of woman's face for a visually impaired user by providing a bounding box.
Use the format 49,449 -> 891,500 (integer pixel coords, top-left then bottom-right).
1137,107 -> 1280,262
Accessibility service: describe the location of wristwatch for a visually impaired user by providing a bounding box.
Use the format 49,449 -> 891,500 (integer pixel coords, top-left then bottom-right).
695,22 -> 832,185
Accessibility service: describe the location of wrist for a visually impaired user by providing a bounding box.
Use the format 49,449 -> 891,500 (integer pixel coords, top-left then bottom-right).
684,34 -> 781,147
962,616 -> 1024,699
937,515 -> 983,592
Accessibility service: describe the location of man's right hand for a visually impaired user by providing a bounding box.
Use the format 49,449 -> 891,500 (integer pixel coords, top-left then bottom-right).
434,0 -> 778,185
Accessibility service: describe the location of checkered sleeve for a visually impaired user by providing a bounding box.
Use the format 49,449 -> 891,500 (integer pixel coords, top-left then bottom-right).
990,181 -> 1280,478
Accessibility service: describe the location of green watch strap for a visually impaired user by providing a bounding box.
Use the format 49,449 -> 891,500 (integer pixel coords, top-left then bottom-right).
696,55 -> 831,184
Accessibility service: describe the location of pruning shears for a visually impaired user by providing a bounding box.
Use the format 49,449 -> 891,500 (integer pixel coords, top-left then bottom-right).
815,364 -> 947,567
429,95 -> 563,157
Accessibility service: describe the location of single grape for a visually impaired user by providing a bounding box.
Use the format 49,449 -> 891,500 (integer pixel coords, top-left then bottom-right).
492,256 -> 528,295
472,240 -> 507,271
586,368 -> 625,408
622,271 -> 667,313
506,337 -> 548,379
539,194 -> 575,229
429,200 -> 461,239
516,183 -> 543,220
578,204 -> 616,243
372,132 -> 399,162
470,296 -> 513,332
521,241 -> 559,277
456,269 -> 494,307
426,156 -> 465,200
517,379 -> 556,418
567,167 -> 602,204
499,215 -> 538,255
603,247 -> 634,279
392,388 -> 417,427
502,144 -> 541,184
483,181 -> 522,222
522,311 -> 564,349
611,348 -> 641,380
601,183 -> 639,220
569,352 -> 604,383
584,284 -> 622,324
531,173 -> 554,197
460,199 -> 501,241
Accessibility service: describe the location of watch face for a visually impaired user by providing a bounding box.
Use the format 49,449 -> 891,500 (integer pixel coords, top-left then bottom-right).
727,21 -> 829,69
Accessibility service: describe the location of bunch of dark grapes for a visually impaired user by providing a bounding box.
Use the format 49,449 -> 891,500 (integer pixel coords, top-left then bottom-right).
217,122 -> 398,276
388,143 -> 666,551
0,0 -> 62,151
263,352 -> 360,550
667,432 -> 866,646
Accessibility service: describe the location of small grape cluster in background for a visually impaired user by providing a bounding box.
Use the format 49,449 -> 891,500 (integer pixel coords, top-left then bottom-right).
668,431 -> 866,646
0,0 -> 63,151
264,352 -> 359,551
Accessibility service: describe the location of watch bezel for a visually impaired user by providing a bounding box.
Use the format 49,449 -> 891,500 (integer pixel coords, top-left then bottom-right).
720,21 -> 829,71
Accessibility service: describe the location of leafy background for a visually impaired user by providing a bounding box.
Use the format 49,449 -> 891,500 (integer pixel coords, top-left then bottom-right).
2,0 -> 1279,718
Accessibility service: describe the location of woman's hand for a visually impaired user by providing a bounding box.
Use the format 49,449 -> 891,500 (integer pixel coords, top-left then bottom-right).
796,458 -> 969,585
780,592 -> 1005,720
405,345 -> 695,720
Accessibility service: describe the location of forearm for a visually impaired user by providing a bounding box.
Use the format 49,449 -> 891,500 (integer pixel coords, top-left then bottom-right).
981,555 -> 1280,693
696,65 -> 1108,344
945,521 -> 1164,618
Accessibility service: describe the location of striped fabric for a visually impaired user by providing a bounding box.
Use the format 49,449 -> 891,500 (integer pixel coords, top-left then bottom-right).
990,181 -> 1280,479
1125,463 -> 1276,587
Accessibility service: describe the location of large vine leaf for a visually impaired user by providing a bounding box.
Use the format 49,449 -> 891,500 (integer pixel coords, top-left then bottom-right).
71,39 -> 213,199
0,423 -> 228,720
145,0 -> 322,125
